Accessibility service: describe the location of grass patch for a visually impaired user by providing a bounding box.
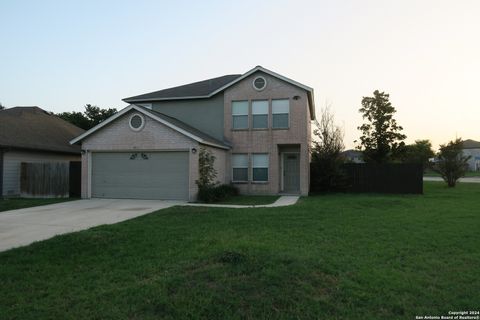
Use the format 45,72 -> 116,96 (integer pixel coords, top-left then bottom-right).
213,195 -> 279,205
0,182 -> 479,319
0,198 -> 74,212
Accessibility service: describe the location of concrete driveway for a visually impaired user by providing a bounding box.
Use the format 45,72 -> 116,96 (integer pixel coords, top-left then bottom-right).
0,199 -> 182,252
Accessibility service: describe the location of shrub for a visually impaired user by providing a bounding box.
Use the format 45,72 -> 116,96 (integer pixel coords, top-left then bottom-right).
430,138 -> 470,187
197,184 -> 238,203
310,106 -> 348,193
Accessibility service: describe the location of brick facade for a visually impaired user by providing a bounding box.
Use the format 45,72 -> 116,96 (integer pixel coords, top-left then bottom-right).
224,72 -> 312,195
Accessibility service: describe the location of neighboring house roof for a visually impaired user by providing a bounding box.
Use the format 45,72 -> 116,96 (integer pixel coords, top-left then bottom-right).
0,107 -> 84,154
123,66 -> 316,120
70,104 -> 231,150
462,139 -> 480,149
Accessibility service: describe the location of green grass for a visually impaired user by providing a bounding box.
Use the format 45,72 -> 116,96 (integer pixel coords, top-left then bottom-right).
1,182 -> 479,319
214,195 -> 280,205
0,198 -> 74,212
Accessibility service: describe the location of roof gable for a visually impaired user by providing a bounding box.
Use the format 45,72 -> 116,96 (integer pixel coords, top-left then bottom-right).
70,105 -> 230,150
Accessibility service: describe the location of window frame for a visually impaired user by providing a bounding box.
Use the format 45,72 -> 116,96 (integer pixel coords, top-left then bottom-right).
252,153 -> 269,183
232,100 -> 249,130
251,100 -> 269,130
272,99 -> 290,129
231,153 -> 249,183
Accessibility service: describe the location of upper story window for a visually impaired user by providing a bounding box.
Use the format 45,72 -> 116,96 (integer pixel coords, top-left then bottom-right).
252,154 -> 269,182
252,100 -> 268,129
232,154 -> 249,182
272,99 -> 289,129
232,101 -> 248,130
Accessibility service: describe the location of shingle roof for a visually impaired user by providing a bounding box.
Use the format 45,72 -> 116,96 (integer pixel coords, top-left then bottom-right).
0,107 -> 84,154
140,107 -> 231,149
123,74 -> 241,102
462,139 -> 480,149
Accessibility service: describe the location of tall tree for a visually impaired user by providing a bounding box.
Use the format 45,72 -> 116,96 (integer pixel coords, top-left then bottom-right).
431,138 -> 470,187
401,139 -> 435,171
0,102 -> 5,110
310,105 -> 346,192
57,104 -> 117,130
356,90 -> 406,163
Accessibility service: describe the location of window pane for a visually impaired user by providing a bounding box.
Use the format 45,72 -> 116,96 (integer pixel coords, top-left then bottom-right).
253,154 -> 269,168
272,99 -> 289,114
232,154 -> 248,167
253,168 -> 268,181
233,115 -> 248,129
232,101 -> 248,115
253,114 -> 268,129
252,100 -> 268,115
273,114 -> 289,128
233,168 -> 248,181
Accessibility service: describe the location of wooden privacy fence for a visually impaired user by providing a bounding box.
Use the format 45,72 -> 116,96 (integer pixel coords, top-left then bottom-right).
342,163 -> 423,194
20,161 -> 81,198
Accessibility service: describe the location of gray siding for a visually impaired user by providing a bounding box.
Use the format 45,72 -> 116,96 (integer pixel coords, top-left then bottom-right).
151,94 -> 225,141
2,150 -> 79,196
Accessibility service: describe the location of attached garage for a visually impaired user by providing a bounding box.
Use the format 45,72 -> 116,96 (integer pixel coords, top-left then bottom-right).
91,151 -> 189,200
70,105 -> 230,201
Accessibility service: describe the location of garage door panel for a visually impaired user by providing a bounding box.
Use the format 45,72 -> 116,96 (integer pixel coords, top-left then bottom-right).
92,152 -> 189,200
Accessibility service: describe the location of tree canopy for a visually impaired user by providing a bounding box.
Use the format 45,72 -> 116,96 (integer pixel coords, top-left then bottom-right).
356,90 -> 406,163
57,104 -> 117,130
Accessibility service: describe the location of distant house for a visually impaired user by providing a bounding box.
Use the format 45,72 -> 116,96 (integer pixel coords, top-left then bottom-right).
341,149 -> 364,163
462,139 -> 480,171
0,107 -> 84,197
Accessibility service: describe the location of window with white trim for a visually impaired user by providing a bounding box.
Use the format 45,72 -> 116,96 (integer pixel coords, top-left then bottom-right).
252,154 -> 269,182
272,99 -> 289,129
232,101 -> 249,129
252,100 -> 268,129
232,154 -> 249,182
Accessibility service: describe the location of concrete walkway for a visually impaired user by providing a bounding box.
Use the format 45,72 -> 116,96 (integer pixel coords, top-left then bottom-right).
0,199 -> 181,252
424,177 -> 480,183
185,196 -> 300,209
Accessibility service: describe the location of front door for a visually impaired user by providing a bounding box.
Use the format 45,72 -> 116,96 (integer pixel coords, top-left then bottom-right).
283,153 -> 300,193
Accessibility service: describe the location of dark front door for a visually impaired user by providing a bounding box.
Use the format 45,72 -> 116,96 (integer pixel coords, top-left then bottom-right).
283,153 -> 300,193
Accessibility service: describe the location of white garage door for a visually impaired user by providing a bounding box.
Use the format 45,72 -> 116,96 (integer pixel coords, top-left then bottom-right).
91,151 -> 189,200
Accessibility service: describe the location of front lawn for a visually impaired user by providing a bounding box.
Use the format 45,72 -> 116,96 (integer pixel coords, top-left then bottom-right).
1,182 -> 479,319
0,198 -> 74,213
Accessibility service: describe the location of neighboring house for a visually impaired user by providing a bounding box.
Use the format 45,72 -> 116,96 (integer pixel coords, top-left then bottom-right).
462,139 -> 480,171
0,107 -> 84,197
70,66 -> 315,201
341,149 -> 364,163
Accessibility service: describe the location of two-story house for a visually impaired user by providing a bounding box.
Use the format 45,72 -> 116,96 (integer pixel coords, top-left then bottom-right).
71,66 -> 315,201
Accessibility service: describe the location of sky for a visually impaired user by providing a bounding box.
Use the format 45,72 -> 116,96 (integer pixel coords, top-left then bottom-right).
1,0 -> 479,149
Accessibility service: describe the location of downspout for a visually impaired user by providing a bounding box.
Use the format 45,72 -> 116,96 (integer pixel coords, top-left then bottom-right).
0,148 -> 4,198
